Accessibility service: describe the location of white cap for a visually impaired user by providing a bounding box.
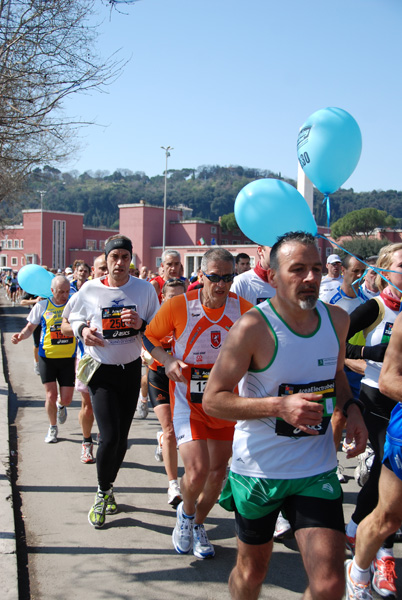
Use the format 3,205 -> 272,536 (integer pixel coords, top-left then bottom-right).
327,254 -> 342,264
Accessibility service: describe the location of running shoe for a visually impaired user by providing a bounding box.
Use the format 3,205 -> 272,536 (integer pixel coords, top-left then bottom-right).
155,430 -> 163,462
193,524 -> 215,559
105,488 -> 118,515
274,512 -> 293,540
88,491 -> 109,528
337,463 -> 346,483
346,532 -> 356,555
44,425 -> 58,444
167,481 -> 182,507
371,556 -> 397,598
136,400 -> 149,419
172,501 -> 194,554
354,448 -> 375,488
57,403 -> 67,425
81,441 -> 95,464
345,559 -> 372,599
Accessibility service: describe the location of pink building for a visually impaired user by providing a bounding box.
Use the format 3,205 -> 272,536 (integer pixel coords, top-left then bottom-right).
0,203 -> 334,275
0,210 -> 117,271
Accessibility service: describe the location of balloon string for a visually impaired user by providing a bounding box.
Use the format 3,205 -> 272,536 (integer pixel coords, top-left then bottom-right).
316,234 -> 402,298
323,194 -> 330,228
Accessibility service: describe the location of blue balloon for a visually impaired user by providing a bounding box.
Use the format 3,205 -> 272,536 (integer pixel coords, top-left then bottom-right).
297,107 -> 362,195
17,265 -> 54,298
234,179 -> 317,246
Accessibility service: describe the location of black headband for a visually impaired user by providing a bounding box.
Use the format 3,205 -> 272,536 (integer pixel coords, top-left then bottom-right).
104,238 -> 133,258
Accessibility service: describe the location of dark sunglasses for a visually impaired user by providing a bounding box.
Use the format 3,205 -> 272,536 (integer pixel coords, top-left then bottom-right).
202,271 -> 235,283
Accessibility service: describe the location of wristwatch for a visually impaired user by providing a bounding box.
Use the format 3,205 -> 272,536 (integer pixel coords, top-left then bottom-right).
342,398 -> 365,418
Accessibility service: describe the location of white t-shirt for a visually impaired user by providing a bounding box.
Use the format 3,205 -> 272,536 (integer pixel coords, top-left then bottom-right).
69,276 -> 159,365
319,275 -> 343,299
320,285 -> 369,315
231,268 -> 275,306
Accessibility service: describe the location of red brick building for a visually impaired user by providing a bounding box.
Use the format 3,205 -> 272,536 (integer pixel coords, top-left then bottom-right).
1,203 -> 334,276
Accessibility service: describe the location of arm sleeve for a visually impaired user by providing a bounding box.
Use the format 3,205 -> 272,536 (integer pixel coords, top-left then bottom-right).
346,299 -> 380,359
27,300 -> 46,325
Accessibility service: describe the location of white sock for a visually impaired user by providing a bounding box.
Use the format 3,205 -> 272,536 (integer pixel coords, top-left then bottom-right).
139,394 -> 147,403
346,518 -> 358,537
350,559 -> 370,585
168,479 -> 178,487
377,546 -> 394,560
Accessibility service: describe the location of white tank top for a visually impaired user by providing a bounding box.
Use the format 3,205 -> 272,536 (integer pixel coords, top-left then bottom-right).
362,296 -> 398,389
232,300 -> 339,479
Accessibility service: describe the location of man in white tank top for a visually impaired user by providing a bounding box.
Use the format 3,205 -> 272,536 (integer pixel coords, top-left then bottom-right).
204,232 -> 367,600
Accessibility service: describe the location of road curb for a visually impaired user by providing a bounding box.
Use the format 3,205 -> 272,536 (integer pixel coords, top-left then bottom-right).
0,328 -> 19,600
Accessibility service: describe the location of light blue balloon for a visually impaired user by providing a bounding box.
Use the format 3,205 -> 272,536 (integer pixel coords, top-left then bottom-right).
234,179 -> 317,246
297,107 -> 362,195
17,265 -> 54,298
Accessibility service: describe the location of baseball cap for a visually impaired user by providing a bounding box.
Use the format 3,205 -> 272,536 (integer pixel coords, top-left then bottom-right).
327,254 -> 342,264
65,267 -> 73,274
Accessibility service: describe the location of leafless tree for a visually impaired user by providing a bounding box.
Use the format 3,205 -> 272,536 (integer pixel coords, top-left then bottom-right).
0,0 -> 125,203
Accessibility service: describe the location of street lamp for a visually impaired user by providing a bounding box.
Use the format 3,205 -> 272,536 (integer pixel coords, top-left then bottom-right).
38,190 -> 46,265
161,146 -> 173,252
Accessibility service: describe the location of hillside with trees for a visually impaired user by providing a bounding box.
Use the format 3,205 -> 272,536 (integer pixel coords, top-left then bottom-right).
2,165 -> 401,232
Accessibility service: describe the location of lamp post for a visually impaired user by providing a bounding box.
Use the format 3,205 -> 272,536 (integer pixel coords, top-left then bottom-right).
38,190 -> 46,265
161,146 -> 173,252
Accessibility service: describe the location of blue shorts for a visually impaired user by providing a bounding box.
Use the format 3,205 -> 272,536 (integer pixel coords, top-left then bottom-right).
383,436 -> 402,481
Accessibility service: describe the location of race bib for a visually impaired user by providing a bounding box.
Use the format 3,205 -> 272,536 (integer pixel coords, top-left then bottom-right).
50,323 -> 74,346
275,379 -> 336,438
381,321 -> 393,344
190,368 -> 210,404
101,305 -> 137,340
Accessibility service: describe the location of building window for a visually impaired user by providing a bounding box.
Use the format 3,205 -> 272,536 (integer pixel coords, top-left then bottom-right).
99,240 -> 106,251
232,240 -> 238,245
0,256 -> 6,267
20,240 -> 24,249
221,239 -> 228,245
52,220 -> 66,270
211,226 -> 217,234
0,241 -> 4,249
11,257 -> 18,266
7,240 -> 12,249
86,239 -> 97,251
14,240 -> 19,248
233,229 -> 241,236
326,247 -> 333,257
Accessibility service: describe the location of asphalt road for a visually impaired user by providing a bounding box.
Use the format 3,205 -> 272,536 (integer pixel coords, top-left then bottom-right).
1,296 -> 401,599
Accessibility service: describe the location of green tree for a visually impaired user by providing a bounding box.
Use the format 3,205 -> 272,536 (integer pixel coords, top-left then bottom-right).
331,208 -> 397,239
340,239 -> 389,259
220,213 -> 238,232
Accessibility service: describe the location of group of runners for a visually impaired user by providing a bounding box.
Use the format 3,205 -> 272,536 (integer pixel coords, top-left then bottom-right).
8,232 -> 402,599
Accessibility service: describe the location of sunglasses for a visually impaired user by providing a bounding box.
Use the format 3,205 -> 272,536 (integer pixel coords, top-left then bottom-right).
202,271 -> 235,283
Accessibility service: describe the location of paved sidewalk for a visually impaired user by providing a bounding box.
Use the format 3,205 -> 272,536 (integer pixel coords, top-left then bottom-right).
1,296 -> 401,599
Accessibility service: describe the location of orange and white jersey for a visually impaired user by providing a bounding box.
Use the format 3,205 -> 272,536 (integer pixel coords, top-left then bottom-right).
144,289 -> 252,428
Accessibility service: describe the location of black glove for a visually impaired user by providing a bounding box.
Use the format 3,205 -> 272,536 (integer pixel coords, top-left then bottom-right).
362,343 -> 388,362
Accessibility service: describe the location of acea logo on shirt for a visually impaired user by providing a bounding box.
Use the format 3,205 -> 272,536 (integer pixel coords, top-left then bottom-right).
317,356 -> 337,367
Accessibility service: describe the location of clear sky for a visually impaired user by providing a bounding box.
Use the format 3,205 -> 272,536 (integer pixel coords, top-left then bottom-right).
61,0 -> 402,193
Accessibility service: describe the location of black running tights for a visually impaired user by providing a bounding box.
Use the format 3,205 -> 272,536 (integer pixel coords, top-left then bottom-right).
352,382 -> 396,548
88,358 -> 141,491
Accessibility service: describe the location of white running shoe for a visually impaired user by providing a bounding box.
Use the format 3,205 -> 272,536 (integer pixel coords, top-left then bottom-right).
337,463 -> 346,483
193,524 -> 215,559
44,426 -> 58,444
354,448 -> 375,487
136,400 -> 149,419
57,403 -> 67,425
172,501 -> 194,554
81,442 -> 95,464
274,512 -> 293,540
167,481 -> 182,507
155,430 -> 163,462
345,559 -> 372,599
